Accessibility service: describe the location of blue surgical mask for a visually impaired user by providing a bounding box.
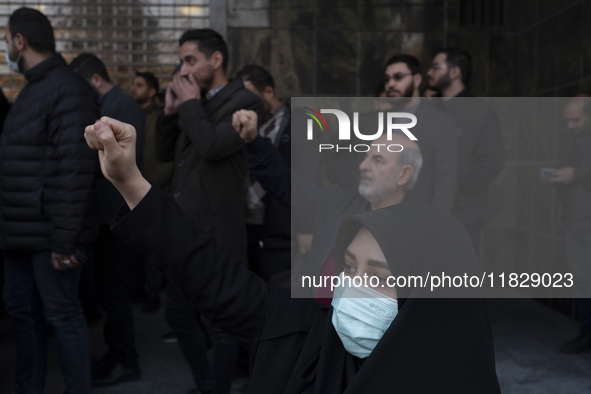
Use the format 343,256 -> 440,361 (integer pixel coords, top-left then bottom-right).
5,46 -> 22,73
331,273 -> 398,358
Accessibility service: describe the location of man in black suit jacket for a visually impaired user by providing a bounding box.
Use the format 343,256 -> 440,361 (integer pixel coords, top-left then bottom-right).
427,48 -> 504,252
156,29 -> 263,394
235,65 -> 292,285
383,54 -> 459,212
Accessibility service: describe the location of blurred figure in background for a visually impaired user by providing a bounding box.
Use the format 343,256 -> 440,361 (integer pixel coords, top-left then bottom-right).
130,70 -> 173,314
384,54 -> 458,212
71,52 -> 145,387
235,64 -> 292,286
427,48 -> 504,254
541,95 -> 591,354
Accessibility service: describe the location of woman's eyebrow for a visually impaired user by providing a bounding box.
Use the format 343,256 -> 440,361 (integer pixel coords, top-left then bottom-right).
344,249 -> 356,260
367,259 -> 389,270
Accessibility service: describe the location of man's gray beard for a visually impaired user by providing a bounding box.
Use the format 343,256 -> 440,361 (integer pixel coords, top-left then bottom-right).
358,182 -> 376,204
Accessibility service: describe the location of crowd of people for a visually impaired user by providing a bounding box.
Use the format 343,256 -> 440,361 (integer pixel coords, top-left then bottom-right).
0,5 -> 590,394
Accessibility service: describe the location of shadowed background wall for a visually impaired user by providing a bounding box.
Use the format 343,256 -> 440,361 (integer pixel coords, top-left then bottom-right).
225,0 -> 591,316
2,0 -> 590,315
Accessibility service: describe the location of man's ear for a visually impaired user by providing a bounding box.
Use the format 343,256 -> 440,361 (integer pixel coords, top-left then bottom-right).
210,51 -> 223,71
148,87 -> 157,99
12,32 -> 26,51
262,85 -> 275,101
397,165 -> 413,187
413,73 -> 422,90
90,73 -> 102,89
449,65 -> 461,81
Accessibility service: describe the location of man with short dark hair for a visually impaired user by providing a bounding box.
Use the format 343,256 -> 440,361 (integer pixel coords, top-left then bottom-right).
427,48 -> 472,98
130,71 -> 172,191
427,48 -> 504,252
132,71 -> 160,105
383,54 -> 459,212
156,28 -> 263,394
0,7 -> 99,393
71,52 -> 145,387
130,71 -> 172,314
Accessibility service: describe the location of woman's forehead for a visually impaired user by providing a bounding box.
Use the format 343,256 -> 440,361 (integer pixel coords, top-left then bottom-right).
347,227 -> 388,267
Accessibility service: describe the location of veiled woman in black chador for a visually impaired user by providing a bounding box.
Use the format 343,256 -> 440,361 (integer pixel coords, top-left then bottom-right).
113,191 -> 500,393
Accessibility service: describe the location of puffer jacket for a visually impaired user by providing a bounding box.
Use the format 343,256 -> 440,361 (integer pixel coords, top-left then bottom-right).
0,54 -> 99,255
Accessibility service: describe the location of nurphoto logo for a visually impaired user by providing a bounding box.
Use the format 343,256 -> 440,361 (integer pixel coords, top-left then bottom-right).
302,107 -> 418,152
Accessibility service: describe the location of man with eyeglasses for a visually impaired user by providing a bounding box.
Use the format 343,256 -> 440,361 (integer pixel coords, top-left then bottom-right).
426,48 -> 504,253
383,54 -> 459,212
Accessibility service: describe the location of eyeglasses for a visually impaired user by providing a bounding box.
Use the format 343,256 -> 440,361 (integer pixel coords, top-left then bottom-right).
428,63 -> 448,70
384,72 -> 412,82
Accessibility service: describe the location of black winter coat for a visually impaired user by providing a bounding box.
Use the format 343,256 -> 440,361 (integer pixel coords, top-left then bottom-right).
156,78 -> 263,261
0,54 -> 100,254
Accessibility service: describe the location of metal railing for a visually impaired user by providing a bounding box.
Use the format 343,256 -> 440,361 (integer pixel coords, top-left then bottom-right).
0,0 -> 210,101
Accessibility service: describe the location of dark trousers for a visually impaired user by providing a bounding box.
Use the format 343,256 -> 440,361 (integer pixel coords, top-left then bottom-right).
246,224 -> 264,278
564,222 -> 591,335
94,225 -> 139,369
79,247 -> 101,321
0,252 -> 5,317
165,281 -> 238,394
3,250 -> 91,394
577,299 -> 591,337
144,255 -> 163,299
127,250 -> 161,301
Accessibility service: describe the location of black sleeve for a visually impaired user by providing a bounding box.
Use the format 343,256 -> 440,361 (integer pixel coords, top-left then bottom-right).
568,142 -> 591,191
243,134 -> 291,207
0,88 -> 10,133
110,186 -> 269,345
176,99 -> 244,161
155,111 -> 180,162
243,133 -> 358,233
49,87 -> 100,254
